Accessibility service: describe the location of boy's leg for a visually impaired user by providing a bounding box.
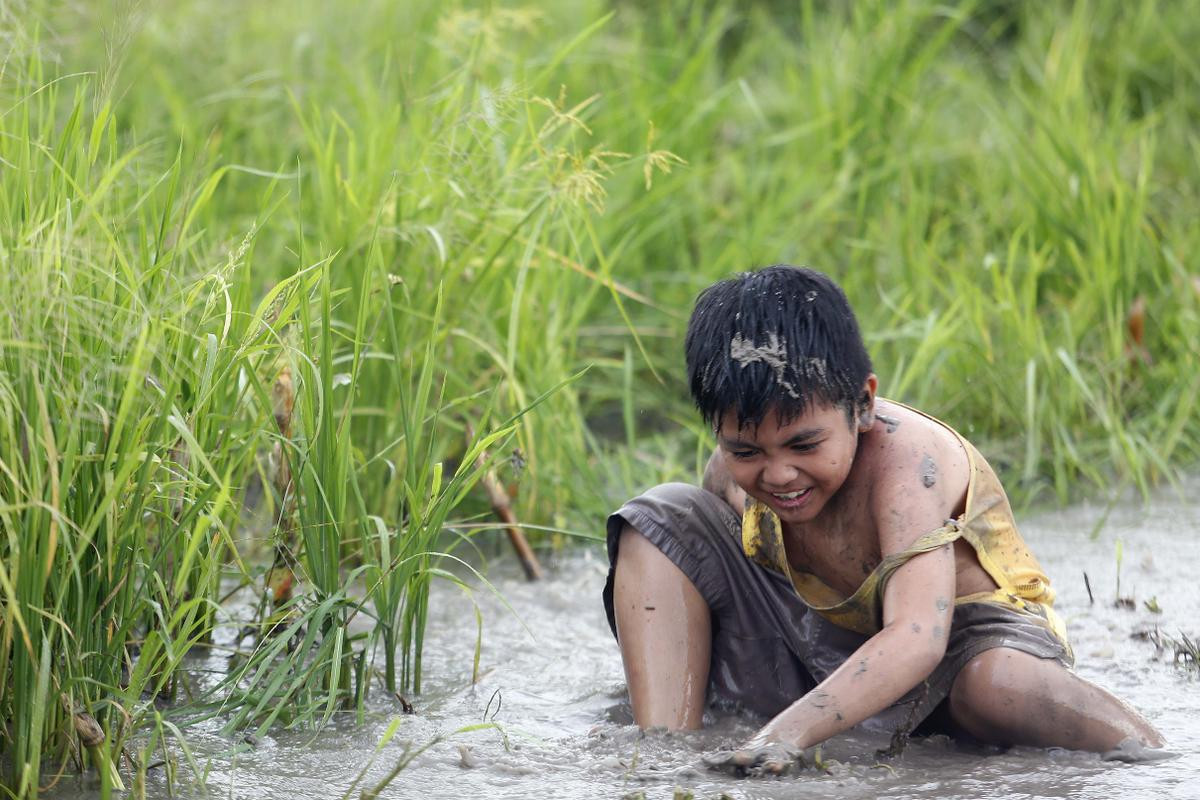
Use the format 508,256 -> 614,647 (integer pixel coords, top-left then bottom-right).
612,525 -> 711,729
948,647 -> 1164,751
603,483 -> 854,724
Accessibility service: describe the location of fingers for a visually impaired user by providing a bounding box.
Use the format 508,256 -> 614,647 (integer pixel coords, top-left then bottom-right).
699,749 -> 744,772
701,743 -> 808,777
752,742 -> 806,776
756,747 -> 794,775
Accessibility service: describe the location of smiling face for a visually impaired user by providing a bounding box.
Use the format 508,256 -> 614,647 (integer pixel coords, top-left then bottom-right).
716,397 -> 867,525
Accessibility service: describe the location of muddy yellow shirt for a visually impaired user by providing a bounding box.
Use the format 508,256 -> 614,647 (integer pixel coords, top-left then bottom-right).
740,403 -> 1069,645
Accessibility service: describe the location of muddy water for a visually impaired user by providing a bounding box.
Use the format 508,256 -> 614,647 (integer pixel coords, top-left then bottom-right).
57,483 -> 1199,799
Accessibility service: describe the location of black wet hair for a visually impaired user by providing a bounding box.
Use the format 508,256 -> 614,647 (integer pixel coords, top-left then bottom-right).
684,265 -> 873,430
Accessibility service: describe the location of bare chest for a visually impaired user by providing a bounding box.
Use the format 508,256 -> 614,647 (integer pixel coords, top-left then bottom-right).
782,504 -> 881,598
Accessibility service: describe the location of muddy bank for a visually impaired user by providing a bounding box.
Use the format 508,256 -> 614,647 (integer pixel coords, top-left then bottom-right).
46,481 -> 1199,799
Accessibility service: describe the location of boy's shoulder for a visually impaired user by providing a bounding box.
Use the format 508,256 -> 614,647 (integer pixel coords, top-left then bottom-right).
870,398 -> 970,453
851,398 -> 972,527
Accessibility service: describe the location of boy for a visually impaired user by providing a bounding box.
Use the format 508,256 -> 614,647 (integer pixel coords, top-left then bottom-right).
602,266 -> 1163,773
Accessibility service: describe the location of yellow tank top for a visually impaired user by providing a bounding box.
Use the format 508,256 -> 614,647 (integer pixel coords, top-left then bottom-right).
740,402 -> 1069,644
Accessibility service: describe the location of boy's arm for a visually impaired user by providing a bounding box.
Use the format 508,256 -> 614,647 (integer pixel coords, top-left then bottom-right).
741,474 -> 958,752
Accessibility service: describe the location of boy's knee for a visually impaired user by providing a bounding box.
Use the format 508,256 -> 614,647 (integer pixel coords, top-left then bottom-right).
949,648 -> 1071,741
613,524 -> 710,626
616,524 -> 658,568
948,649 -> 1022,737
607,480 -> 746,615
952,648 -> 1008,697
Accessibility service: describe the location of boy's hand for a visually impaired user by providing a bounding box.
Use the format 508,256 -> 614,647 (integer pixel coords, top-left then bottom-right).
701,741 -> 808,777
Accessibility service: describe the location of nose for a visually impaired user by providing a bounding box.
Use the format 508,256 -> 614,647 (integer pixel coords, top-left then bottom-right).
762,458 -> 799,489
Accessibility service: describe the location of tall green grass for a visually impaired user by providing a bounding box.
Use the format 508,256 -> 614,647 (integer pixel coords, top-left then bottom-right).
3,0 -> 1199,794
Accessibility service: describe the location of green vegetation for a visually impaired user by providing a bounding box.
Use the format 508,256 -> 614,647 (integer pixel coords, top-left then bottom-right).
2,0 -> 1198,794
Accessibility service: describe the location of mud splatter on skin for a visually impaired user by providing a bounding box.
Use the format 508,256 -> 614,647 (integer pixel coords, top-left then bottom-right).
910,622 -> 922,634
920,454 -> 937,488
808,690 -> 831,709
877,414 -> 901,433
935,597 -> 950,613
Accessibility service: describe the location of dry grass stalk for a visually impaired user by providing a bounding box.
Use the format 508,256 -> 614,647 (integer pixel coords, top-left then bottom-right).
267,364 -> 297,605
470,435 -> 542,581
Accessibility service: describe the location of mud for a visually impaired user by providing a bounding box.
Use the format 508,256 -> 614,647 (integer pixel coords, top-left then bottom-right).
729,332 -> 803,399
45,480 -> 1200,799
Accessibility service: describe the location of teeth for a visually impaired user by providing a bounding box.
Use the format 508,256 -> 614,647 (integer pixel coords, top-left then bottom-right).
773,489 -> 808,500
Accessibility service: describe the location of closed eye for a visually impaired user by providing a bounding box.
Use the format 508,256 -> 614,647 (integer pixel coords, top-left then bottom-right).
791,442 -> 818,453
729,449 -> 757,460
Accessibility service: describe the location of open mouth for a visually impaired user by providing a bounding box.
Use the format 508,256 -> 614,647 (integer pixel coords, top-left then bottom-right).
768,487 -> 813,507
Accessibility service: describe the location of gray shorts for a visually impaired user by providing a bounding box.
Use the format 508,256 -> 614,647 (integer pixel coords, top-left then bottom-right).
602,483 -> 1073,736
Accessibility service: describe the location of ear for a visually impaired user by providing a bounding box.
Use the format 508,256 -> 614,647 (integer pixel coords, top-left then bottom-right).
856,374 -> 878,432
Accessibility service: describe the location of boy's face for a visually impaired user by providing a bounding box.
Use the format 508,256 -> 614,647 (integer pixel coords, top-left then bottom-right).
715,399 -> 863,526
